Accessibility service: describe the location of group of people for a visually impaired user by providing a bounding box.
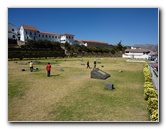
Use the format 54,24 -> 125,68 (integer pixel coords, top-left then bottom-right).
87,60 -> 96,69
29,59 -> 96,77
29,61 -> 51,77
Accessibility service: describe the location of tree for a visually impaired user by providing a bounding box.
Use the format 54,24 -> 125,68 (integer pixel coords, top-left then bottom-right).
117,41 -> 123,51
64,42 -> 71,51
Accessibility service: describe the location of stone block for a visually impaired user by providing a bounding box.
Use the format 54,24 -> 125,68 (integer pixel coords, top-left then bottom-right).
105,83 -> 114,90
91,68 -> 110,80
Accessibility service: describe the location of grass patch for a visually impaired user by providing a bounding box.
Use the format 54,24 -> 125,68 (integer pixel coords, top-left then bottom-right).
8,79 -> 27,99
8,57 -> 149,121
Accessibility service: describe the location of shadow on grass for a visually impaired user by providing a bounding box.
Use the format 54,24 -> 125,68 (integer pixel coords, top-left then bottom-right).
50,74 -> 60,77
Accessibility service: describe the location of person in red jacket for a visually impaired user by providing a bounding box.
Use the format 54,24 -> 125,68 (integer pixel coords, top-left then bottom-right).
46,62 -> 51,77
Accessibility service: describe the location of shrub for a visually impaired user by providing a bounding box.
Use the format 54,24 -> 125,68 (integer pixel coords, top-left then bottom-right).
144,88 -> 157,100
150,109 -> 158,121
144,62 -> 148,68
143,67 -> 152,82
144,82 -> 154,89
147,97 -> 158,114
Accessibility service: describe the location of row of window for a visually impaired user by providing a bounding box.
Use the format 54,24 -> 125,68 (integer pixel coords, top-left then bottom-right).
25,31 -> 73,39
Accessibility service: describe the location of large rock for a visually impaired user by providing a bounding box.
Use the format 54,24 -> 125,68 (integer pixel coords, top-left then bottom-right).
91,68 -> 110,80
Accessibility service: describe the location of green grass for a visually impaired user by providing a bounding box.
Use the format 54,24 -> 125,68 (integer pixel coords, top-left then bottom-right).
8,57 -> 149,121
46,70 -> 147,121
8,79 -> 27,99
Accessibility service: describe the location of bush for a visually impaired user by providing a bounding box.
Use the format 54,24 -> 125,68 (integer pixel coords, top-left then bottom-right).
143,67 -> 152,82
143,61 -> 158,121
150,109 -> 158,121
144,82 -> 154,89
144,88 -> 157,100
147,98 -> 158,114
144,62 -> 148,68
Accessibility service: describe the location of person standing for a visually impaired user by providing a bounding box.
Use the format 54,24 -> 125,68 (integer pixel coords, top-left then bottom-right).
94,59 -> 96,69
29,61 -> 33,72
46,62 -> 51,77
87,60 -> 90,69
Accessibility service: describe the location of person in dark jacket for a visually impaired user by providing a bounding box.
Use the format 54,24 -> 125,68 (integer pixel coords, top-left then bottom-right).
94,59 -> 96,69
87,60 -> 90,69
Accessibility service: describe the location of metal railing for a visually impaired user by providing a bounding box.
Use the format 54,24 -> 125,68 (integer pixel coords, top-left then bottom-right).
148,63 -> 159,92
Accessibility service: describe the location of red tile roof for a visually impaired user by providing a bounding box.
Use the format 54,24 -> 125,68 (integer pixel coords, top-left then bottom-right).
22,25 -> 38,31
125,48 -> 150,53
39,31 -> 60,36
75,39 -> 108,45
60,33 -> 74,36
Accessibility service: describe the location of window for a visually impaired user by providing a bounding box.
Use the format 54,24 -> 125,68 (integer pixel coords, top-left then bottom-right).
39,34 -> 40,37
52,36 -> 54,38
34,32 -> 36,35
26,31 -> 27,34
42,35 -> 44,37
30,31 -> 32,35
46,35 -> 47,38
49,35 -> 51,38
55,36 -> 57,38
12,29 -> 14,31
69,36 -> 70,39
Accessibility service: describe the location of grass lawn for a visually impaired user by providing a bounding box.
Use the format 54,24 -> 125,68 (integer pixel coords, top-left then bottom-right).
8,57 -> 149,121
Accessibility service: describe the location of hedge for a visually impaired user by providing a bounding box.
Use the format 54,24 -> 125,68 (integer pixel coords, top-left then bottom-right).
143,62 -> 158,121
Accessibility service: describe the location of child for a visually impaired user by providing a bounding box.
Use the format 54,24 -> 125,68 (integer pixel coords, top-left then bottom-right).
46,62 -> 51,77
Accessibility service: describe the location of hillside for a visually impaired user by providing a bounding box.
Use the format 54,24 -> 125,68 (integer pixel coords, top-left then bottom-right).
133,44 -> 158,52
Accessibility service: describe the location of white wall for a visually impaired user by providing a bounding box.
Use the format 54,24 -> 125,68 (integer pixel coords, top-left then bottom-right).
37,33 -> 60,42
20,26 -> 25,42
8,23 -> 19,40
122,52 -> 149,59
60,35 -> 74,44
19,25 -> 75,44
20,26 -> 61,43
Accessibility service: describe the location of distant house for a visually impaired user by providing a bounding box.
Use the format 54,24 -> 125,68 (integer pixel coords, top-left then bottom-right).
19,25 -> 75,44
9,23 -> 113,48
20,25 -> 39,42
38,31 -> 60,43
60,33 -> 75,44
122,47 -> 151,59
8,23 -> 20,40
74,39 -> 113,48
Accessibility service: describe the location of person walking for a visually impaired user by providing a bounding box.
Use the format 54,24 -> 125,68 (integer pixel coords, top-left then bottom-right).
87,60 -> 90,69
29,61 -> 33,72
46,62 -> 51,77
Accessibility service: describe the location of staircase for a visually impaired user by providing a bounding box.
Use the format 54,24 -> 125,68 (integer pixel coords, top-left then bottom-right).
61,46 -> 70,56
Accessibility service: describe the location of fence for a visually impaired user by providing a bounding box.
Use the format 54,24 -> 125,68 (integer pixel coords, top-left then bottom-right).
148,63 -> 159,92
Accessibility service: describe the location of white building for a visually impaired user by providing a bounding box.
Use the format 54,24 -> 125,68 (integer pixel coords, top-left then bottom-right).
74,39 -> 113,48
9,23 -> 112,47
8,23 -> 19,40
19,25 -> 75,45
60,33 -> 75,44
20,25 -> 39,42
122,47 -> 151,59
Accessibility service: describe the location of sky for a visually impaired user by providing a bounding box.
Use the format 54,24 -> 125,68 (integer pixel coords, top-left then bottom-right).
8,8 -> 158,46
